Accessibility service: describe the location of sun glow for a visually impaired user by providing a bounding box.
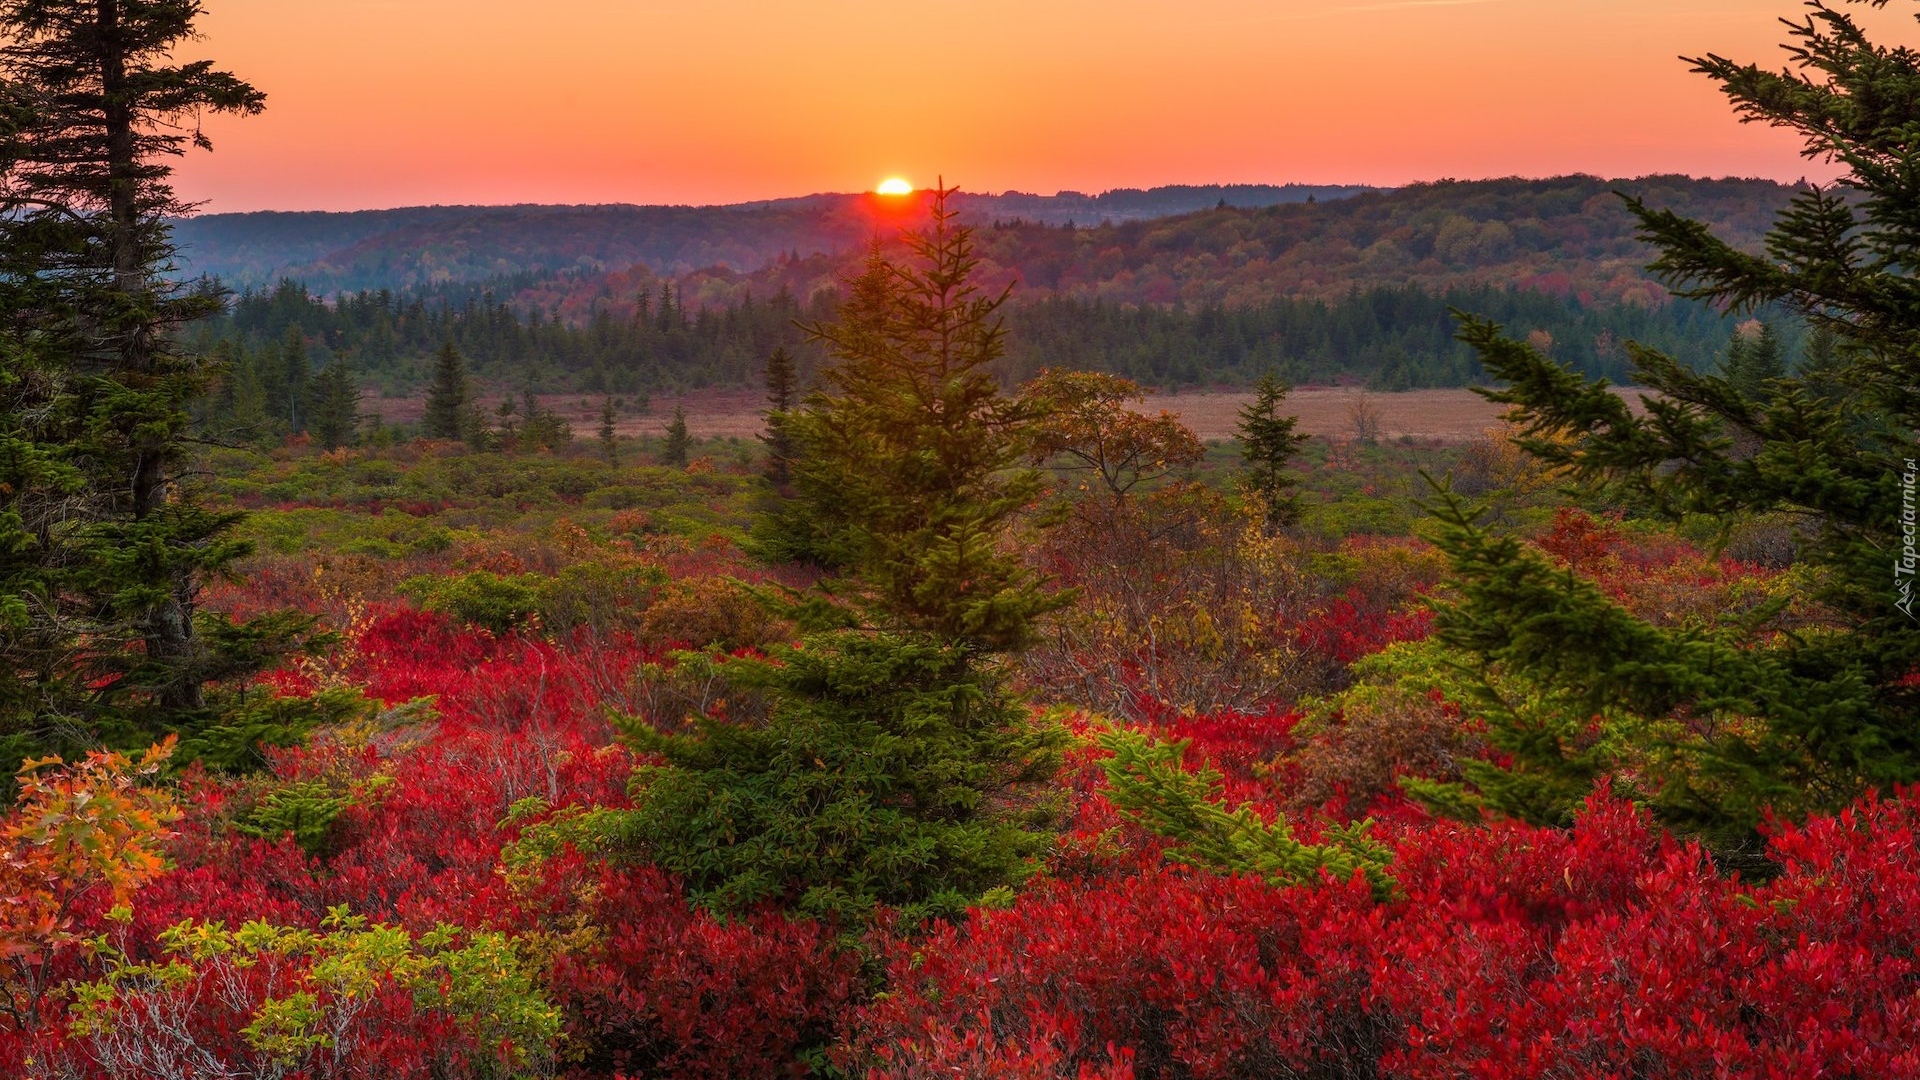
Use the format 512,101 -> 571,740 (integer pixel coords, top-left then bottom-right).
875,177 -> 913,195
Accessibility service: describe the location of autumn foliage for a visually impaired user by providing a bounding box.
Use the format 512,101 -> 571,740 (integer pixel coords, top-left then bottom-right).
1,741 -> 178,1040
0,479 -> 1910,1078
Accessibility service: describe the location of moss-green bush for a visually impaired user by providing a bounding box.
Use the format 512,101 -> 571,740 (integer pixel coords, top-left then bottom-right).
402,571 -> 544,634
535,562 -> 668,637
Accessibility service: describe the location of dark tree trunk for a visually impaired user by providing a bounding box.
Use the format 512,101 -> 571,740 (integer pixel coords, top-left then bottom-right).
97,0 -> 201,709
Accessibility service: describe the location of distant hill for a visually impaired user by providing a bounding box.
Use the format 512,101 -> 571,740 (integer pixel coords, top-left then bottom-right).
174,175 -> 1796,320
651,175 -> 1794,314
170,184 -> 1375,294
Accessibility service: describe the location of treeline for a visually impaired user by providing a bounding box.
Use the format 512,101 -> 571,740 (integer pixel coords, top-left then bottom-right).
191,277 -> 1788,428
188,279 -> 832,407
1000,284 -> 1775,388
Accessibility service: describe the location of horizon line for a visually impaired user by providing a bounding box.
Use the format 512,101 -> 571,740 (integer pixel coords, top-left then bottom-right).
177,171 -> 1815,218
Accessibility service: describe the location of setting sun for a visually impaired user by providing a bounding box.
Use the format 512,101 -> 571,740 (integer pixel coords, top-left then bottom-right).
875,177 -> 913,195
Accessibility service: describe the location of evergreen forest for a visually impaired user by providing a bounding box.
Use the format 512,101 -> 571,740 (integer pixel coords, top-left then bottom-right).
192,272 -> 1780,419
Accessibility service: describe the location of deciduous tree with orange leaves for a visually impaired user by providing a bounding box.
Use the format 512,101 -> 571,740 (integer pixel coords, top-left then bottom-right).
1,738 -> 178,1035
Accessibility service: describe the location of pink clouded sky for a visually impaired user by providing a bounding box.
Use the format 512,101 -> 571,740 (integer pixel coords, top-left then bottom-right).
169,0 -> 1886,212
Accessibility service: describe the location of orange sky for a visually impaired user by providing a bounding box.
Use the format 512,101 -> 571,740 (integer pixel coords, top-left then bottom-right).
169,0 -> 1889,212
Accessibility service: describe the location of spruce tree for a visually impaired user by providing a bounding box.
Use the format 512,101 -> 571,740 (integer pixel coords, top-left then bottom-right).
420,341 -> 469,440
305,358 -> 361,451
656,282 -> 677,333
513,381 -> 570,451
278,325 -> 308,433
760,346 -> 798,487
223,343 -> 269,442
1435,0 -> 1920,849
525,407 -> 571,451
660,406 -> 690,467
597,395 -> 619,464
617,186 -> 1069,927
462,399 -> 494,451
623,635 -> 1065,924
1721,320 -> 1786,401
0,0 -> 311,767
1236,371 -> 1309,526
0,336 -> 84,750
790,190 -> 1060,654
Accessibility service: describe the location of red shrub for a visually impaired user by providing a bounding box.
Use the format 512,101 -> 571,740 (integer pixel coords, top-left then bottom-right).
1291,589 -> 1433,667
852,868 -> 1387,1080
855,788 -> 1920,1080
40,536 -> 1913,1080
530,857 -> 861,1078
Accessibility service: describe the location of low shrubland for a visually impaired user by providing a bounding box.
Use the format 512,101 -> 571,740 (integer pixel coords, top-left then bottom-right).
5,421 -> 1909,1079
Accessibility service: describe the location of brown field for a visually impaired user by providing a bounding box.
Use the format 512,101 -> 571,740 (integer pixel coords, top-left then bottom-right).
369,386 -> 1653,444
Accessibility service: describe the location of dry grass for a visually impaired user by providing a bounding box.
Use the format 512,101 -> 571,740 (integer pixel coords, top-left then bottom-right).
368,386 -> 1654,444
1138,386 -> 1650,442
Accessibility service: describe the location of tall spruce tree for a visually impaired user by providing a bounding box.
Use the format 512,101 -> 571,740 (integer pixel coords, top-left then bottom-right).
0,335 -> 83,750
1433,0 -> 1920,851
1721,320 -> 1787,401
597,395 -> 619,464
660,405 -> 690,467
655,282 -> 677,333
619,186 -> 1068,927
789,192 -> 1060,654
0,0 -> 310,767
760,346 -> 798,487
305,357 -> 361,451
1236,371 -> 1309,526
420,341 -> 469,439
277,325 -> 308,433
222,342 -> 269,441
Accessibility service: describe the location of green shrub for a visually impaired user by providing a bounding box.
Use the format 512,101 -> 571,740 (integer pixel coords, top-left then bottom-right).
619,633 -> 1068,924
73,908 -> 558,1079
534,561 -> 667,637
182,687 -> 376,773
403,571 -> 543,635
1099,727 -> 1396,899
235,780 -> 355,856
405,525 -> 455,554
347,457 -> 402,488
337,536 -> 407,559
582,480 -> 688,512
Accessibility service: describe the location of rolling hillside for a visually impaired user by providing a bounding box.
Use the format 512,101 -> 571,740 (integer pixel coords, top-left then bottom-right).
172,184 -> 1374,293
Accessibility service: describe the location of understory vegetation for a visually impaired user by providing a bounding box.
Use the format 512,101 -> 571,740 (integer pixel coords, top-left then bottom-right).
17,389 -> 1883,1079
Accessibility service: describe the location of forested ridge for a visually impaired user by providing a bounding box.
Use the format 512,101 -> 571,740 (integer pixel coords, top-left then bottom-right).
176,175 -> 1787,306
172,183 -> 1377,293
